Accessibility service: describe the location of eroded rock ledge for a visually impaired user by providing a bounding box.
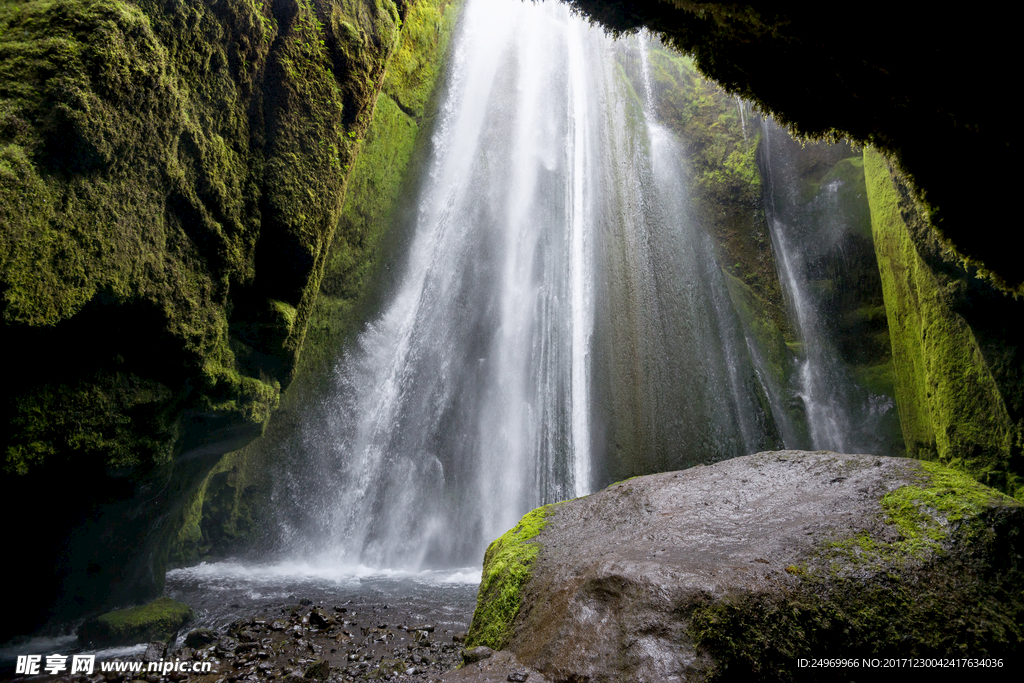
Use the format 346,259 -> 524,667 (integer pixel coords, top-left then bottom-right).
466,451 -> 1023,682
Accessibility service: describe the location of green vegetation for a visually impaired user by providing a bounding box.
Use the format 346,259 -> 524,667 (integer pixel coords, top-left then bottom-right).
0,0 -> 412,630
689,462 -> 1023,679
77,597 -> 193,646
865,147 -> 1021,499
644,45 -> 777,303
172,0 -> 463,564
820,460 -> 1014,571
881,460 -> 1010,553
466,504 -> 556,650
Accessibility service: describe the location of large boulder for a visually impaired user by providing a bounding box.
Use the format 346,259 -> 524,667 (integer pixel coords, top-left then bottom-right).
77,597 -> 192,647
466,451 -> 1023,682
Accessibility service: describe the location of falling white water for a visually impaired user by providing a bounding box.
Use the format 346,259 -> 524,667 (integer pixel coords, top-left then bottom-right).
271,0 -> 777,572
736,96 -> 748,140
758,119 -> 896,455
566,18 -> 592,498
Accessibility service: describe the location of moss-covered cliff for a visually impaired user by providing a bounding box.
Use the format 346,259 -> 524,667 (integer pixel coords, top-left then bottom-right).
865,148 -> 1023,499
170,0 -> 461,565
0,0 -> 423,637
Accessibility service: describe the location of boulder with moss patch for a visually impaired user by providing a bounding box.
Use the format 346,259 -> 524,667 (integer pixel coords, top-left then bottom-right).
77,597 -> 193,647
467,451 -> 1023,682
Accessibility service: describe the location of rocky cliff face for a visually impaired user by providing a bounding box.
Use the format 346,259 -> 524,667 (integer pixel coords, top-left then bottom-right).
0,0 -> 416,637
169,0 -> 461,566
568,0 -> 1022,495
865,148 -> 1024,498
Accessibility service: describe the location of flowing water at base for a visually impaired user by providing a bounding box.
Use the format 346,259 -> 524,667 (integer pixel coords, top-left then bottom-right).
0,565 -> 479,674
163,563 -> 480,638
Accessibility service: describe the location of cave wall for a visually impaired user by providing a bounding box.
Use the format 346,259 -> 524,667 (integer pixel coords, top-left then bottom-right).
865,148 -> 1023,499
170,0 -> 462,565
568,0 -> 1023,498
0,0 -> 416,637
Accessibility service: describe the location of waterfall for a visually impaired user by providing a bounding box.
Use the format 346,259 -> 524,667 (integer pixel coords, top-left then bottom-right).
759,119 -> 898,456
272,0 -> 781,571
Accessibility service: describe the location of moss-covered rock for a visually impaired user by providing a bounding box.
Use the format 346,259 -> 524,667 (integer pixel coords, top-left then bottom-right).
865,147 -> 1024,499
476,451 -> 1023,682
170,0 -> 462,564
0,0 -> 408,637
466,504 -> 555,651
77,597 -> 192,647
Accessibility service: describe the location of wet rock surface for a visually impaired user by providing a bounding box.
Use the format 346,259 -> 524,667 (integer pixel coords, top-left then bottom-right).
438,650 -> 551,683
480,451 -> 1024,682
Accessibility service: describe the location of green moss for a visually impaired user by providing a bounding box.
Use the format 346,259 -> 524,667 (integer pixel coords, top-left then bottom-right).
849,360 -> 895,400
816,156 -> 872,239
466,504 -> 555,650
5,372 -> 177,475
882,460 -> 1009,549
172,0 -> 463,563
647,46 -> 761,208
865,147 -> 1019,498
294,0 -> 459,380
0,0 -> 416,629
821,460 -> 1013,572
78,597 -> 193,646
689,465 -> 1023,677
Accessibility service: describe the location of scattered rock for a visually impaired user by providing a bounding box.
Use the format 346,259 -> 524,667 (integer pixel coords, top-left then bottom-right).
141,642 -> 165,662
184,628 -> 218,649
409,623 -> 435,632
308,608 -> 332,629
368,658 -> 405,679
302,658 -> 330,680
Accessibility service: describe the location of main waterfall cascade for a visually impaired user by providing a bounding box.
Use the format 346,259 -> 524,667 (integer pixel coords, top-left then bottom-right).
266,0 -> 896,573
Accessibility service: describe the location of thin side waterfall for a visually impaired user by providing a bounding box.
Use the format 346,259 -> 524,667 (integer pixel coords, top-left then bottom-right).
759,119 -> 896,455
271,0 -> 779,572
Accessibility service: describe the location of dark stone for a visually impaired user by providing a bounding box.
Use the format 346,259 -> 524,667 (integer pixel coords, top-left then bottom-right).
308,608 -> 332,629
141,643 -> 165,662
463,647 -> 494,664
183,628 -> 218,649
302,658 -> 330,680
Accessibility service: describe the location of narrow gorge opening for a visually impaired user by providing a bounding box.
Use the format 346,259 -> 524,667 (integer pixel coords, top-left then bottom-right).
163,0 -> 898,606
15,0 -> 1002,668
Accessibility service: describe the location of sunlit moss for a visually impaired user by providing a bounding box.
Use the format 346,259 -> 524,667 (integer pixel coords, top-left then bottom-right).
466,504 -> 556,650
865,147 -> 1020,500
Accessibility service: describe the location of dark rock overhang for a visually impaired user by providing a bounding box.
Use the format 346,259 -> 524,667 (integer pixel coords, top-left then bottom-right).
562,0 -> 1018,292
